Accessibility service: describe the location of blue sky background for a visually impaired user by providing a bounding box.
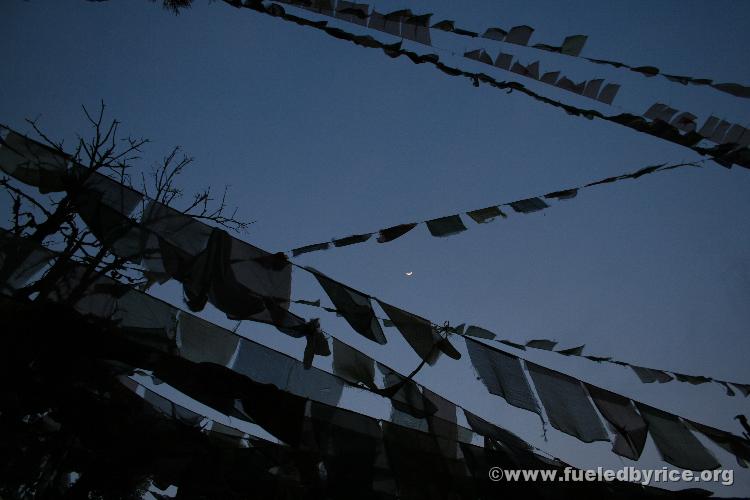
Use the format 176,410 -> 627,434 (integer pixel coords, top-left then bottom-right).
2,0 -> 750,495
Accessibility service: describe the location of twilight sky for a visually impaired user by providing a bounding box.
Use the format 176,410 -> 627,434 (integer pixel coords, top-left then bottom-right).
2,0 -> 749,495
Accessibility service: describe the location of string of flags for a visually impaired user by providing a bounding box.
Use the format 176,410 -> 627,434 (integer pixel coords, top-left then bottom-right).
3,115 -> 749,472
3,231 -> 569,467
463,48 -> 620,104
265,0 -> 750,145
3,125 -> 746,398
287,160 -> 704,257
273,0 -> 750,100
275,0 -> 621,105
6,227 -> 747,471
5,5 -> 750,492
429,10 -> 750,100
219,0 -> 750,170
289,297 -> 750,398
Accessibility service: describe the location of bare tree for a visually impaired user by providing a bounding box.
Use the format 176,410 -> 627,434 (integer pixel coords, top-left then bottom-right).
1,101 -> 251,305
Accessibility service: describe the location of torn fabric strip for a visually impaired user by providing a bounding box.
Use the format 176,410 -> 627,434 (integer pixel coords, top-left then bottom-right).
378,300 -> 460,364
0,129 -> 68,193
114,289 -> 178,353
292,242 -> 330,256
525,339 -> 557,350
425,215 -> 467,237
332,337 -> 376,388
465,338 -> 540,415
544,188 -> 578,200
631,366 -> 674,383
0,230 -> 56,291
378,363 -> 437,419
376,222 -> 417,243
527,363 -> 609,443
557,345 -> 585,356
424,387 -> 459,459
232,338 -> 343,407
332,232 -> 372,247
466,206 -> 506,224
310,267 -> 387,344
637,403 -> 720,471
508,197 -> 549,213
688,420 -> 750,468
586,384 -> 647,460
464,325 -> 496,339
177,310 -> 239,366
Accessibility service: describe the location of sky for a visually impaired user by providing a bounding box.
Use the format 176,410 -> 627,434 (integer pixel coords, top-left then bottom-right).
2,0 -> 750,496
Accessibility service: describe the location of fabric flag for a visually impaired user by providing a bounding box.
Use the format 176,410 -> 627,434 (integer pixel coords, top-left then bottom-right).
311,268 -> 387,344
232,338 -> 344,407
142,200 -> 213,256
505,25 -> 533,46
527,363 -> 609,443
332,337 -> 376,389
540,71 -> 560,84
637,403 -> 720,471
597,83 -> 620,104
557,345 -> 585,356
687,421 -> 750,468
379,300 -> 460,364
379,363 -> 437,419
367,10 -> 387,32
424,387 -> 459,459
73,188 -> 143,259
511,61 -> 539,80
583,79 -> 603,99
292,242 -> 330,256
402,13 -> 432,45
509,197 -> 548,213
482,27 -> 507,41
586,385 -> 647,460
632,366 -> 674,384
144,389 -> 177,418
500,339 -> 527,350
172,402 -> 204,427
465,338 -> 541,415
332,233 -> 372,247
425,215 -> 467,237
673,373 -> 712,385
466,206 -> 506,224
209,421 -> 248,448
431,19 -> 455,32
495,53 -> 513,70
114,289 -> 178,353
179,229 -> 267,319
464,49 -> 493,65
377,223 -> 417,243
525,339 -> 557,350
463,410 -> 536,459
80,169 -> 143,215
560,35 -> 587,56
556,77 -> 586,94
0,230 -> 55,291
307,0 -> 335,16
177,310 -> 239,366
464,325 -> 497,340
0,129 -> 68,193
335,1 -> 369,26
713,83 -> 750,99
383,9 -> 409,37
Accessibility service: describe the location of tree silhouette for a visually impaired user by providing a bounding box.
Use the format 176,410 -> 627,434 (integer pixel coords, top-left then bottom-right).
1,101 -> 250,306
